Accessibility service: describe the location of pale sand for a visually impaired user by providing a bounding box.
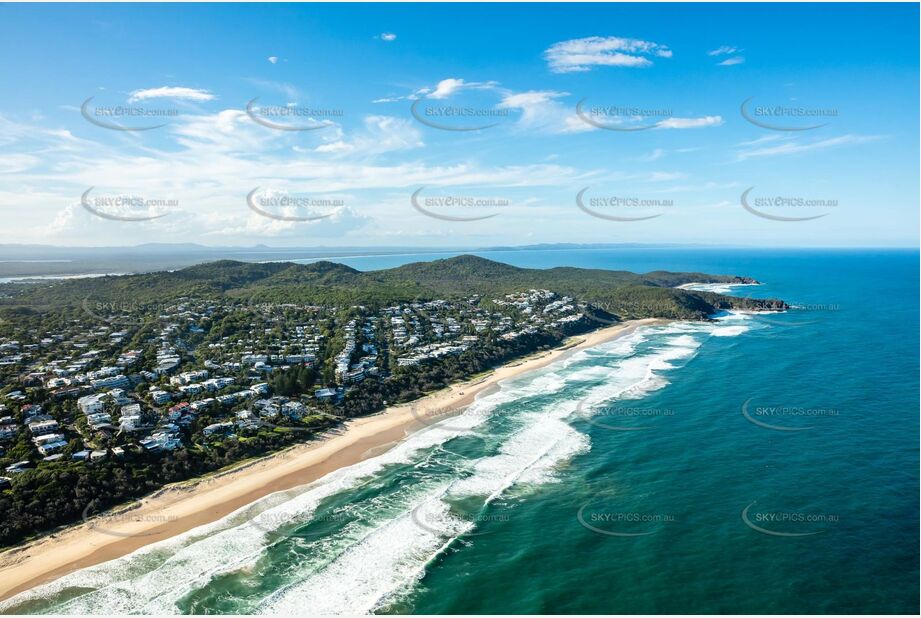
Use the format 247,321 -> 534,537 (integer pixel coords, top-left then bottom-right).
0,318 -> 660,602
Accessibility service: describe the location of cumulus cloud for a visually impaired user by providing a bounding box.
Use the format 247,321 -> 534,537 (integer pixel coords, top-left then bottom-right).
267,56 -> 279,64
379,32 -> 397,41
127,87 -> 215,103
544,36 -> 672,73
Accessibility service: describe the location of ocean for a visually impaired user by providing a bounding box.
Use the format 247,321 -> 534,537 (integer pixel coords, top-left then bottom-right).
2,248 -> 917,614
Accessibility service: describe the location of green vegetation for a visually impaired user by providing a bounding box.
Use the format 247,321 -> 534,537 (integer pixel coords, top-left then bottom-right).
2,254 -> 783,320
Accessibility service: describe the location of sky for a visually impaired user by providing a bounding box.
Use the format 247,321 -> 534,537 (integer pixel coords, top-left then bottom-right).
0,2 -> 918,248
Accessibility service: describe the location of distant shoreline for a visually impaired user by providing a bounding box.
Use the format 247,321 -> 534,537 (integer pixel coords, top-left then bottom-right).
0,318 -> 662,604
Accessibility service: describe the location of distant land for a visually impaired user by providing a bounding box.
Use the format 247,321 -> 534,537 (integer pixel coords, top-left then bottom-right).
0,242 -> 720,279
1,255 -> 785,322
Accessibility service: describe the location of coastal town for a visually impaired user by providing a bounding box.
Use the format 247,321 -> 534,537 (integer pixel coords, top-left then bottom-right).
0,288 -> 589,482
0,254 -> 784,550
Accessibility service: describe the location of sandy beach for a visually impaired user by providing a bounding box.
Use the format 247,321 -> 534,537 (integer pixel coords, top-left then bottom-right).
0,318 -> 659,602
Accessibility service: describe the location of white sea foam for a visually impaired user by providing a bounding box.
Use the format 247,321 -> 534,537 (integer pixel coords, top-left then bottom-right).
708,310 -> 757,337
259,397 -> 592,613
677,282 -> 761,294
257,486 -> 467,615
710,325 -> 749,337
0,394 -> 506,614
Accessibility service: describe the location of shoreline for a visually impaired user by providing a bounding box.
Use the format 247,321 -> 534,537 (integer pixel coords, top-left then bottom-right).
0,318 -> 661,603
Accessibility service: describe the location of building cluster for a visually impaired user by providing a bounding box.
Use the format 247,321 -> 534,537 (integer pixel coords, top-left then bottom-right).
0,290 -> 590,475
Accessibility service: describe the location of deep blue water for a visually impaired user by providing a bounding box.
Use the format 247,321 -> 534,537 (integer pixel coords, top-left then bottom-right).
377,248 -> 920,614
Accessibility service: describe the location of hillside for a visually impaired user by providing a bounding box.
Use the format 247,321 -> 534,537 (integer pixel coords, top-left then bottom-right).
0,255 -> 785,321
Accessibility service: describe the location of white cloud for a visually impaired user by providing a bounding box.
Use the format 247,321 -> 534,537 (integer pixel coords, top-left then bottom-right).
169,109 -> 277,152
655,116 -> 723,129
655,181 -> 742,194
498,90 -> 591,134
0,153 -> 40,173
644,171 -> 688,182
429,78 -> 468,99
428,78 -> 498,99
373,78 -> 496,104
245,79 -> 300,102
379,32 -> 397,42
127,87 -> 215,103
736,134 -> 789,147
375,77 -> 500,105
736,134 -> 882,160
707,45 -> 740,56
315,115 -> 423,155
3,107 -> 588,245
718,56 -> 745,66
500,91 -> 563,108
267,56 -> 279,64
638,148 -> 666,162
544,36 -> 672,73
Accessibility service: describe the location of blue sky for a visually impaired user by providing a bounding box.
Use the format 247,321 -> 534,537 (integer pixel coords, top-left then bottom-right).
0,3 -> 917,247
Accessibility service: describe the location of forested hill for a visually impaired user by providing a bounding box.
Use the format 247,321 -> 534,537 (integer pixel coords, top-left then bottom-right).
1,255 -> 785,321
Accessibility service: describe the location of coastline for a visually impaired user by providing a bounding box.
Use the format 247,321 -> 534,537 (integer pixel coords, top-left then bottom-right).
0,318 -> 661,603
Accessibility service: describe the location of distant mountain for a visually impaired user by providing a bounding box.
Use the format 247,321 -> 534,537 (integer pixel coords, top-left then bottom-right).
2,255 -> 785,321
0,243 -> 743,279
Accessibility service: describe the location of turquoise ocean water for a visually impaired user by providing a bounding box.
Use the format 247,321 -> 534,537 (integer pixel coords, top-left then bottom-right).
2,248 -> 917,614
